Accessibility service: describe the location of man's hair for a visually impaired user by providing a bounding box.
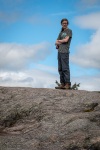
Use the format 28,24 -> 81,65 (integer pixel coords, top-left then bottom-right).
61,18 -> 69,25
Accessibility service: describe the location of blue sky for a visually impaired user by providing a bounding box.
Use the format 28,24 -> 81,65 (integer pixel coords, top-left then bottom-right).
0,0 -> 100,91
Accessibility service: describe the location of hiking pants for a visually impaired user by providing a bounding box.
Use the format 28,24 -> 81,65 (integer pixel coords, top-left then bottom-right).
58,52 -> 71,85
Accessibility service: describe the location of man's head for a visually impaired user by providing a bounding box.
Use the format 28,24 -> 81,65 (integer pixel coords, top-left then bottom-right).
61,18 -> 69,29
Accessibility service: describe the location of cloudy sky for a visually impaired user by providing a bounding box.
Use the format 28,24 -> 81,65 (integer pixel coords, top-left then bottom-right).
0,0 -> 100,91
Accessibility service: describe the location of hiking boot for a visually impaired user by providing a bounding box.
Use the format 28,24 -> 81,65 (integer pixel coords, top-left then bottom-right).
55,83 -> 65,89
63,83 -> 71,89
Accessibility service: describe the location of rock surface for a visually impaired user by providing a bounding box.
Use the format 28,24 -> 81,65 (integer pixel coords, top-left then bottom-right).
0,86 -> 100,150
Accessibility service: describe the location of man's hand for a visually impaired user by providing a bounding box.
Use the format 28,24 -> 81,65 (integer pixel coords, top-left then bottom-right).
55,40 -> 62,45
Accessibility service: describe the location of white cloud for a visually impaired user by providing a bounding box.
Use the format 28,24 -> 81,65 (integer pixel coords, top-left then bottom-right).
0,11 -> 21,23
77,0 -> 100,10
0,42 -> 51,70
71,29 -> 100,69
71,75 -> 100,91
0,0 -> 23,6
0,69 -> 58,88
71,12 -> 100,69
34,64 -> 57,74
27,14 -> 51,25
74,12 -> 100,29
0,0 -> 24,23
80,0 -> 100,6
0,69 -> 100,91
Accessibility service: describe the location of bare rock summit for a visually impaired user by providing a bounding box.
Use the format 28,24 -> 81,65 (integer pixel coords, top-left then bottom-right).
0,86 -> 100,150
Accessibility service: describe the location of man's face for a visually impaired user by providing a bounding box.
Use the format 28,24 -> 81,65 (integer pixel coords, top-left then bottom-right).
61,21 -> 68,29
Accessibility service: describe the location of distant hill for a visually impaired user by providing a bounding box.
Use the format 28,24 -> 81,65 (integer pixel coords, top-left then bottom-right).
0,86 -> 100,150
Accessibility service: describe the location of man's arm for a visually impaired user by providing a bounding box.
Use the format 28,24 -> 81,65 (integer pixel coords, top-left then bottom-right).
55,40 -> 62,45
57,36 -> 70,44
55,32 -> 61,45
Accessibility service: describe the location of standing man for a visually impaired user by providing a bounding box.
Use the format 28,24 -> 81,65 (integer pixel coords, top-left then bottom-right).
55,18 -> 72,89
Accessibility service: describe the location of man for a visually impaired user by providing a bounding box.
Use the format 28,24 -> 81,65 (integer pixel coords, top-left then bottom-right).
55,18 -> 72,89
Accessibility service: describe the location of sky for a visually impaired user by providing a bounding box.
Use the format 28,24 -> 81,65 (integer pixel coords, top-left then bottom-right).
0,0 -> 100,91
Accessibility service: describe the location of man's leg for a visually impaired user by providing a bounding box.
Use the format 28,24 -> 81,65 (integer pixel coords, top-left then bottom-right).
58,52 -> 65,85
60,53 -> 71,88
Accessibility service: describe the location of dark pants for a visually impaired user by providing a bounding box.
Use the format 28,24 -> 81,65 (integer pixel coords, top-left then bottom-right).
58,52 -> 71,85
